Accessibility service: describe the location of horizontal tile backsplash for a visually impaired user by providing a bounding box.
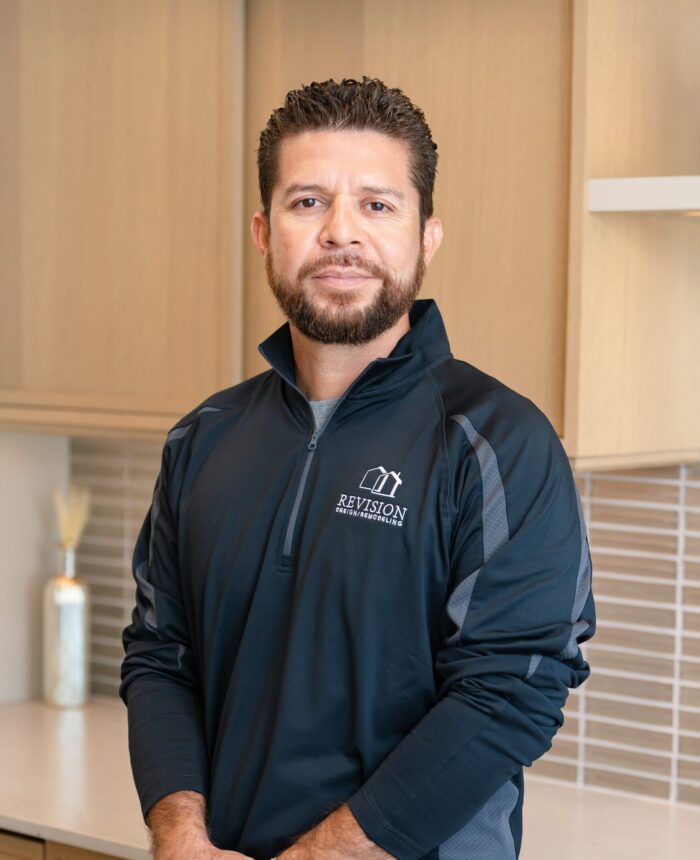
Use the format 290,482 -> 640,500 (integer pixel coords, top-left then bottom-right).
530,463 -> 700,807
70,437 -> 700,807
71,437 -> 162,696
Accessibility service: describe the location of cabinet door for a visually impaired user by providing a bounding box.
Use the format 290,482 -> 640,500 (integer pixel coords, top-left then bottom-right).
0,0 -> 242,439
45,842 -> 120,860
0,831 -> 44,860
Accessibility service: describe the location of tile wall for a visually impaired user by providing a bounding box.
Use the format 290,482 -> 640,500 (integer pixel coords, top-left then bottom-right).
531,463 -> 700,807
70,437 -> 700,807
71,438 -> 162,698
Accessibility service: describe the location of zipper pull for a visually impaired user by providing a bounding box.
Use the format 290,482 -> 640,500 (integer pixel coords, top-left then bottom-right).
308,429 -> 319,450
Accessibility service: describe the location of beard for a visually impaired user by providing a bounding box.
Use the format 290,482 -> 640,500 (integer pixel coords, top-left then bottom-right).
265,245 -> 426,345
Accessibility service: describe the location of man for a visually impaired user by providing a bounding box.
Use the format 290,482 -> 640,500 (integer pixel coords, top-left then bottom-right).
120,77 -> 595,860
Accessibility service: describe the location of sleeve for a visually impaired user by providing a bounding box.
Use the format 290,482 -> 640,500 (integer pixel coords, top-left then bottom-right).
119,440 -> 210,825
346,399 -> 596,859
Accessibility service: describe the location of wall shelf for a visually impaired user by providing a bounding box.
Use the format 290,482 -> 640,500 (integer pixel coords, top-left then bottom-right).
587,176 -> 700,213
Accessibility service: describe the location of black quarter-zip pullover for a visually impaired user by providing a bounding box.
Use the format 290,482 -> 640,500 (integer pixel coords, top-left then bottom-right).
120,298 -> 596,859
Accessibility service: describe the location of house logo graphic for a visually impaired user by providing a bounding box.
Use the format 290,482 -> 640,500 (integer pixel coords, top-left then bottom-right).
334,464 -> 407,529
359,466 -> 403,499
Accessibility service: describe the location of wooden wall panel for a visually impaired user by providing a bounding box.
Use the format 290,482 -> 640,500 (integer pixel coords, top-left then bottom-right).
244,0 -> 573,433
565,0 -> 700,464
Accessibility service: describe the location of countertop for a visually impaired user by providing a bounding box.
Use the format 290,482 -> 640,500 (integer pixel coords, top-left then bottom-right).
1,697 -> 699,859
0,697 -> 150,859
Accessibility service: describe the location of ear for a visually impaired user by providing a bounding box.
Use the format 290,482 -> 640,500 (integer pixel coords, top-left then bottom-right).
422,215 -> 443,267
251,210 -> 270,256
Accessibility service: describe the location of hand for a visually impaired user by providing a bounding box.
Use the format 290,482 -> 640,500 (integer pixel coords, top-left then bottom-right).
273,803 -> 393,859
148,791 -> 254,859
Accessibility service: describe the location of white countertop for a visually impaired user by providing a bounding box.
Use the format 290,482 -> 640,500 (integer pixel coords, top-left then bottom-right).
0,696 -> 150,859
520,777 -> 700,859
1,697 -> 699,859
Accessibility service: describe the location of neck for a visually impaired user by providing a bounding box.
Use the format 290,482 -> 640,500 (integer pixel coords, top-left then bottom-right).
289,313 -> 411,401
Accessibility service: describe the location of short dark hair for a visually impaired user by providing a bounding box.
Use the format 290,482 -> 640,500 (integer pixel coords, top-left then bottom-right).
257,76 -> 438,233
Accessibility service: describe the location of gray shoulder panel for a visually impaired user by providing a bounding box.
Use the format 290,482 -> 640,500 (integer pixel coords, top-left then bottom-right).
166,405 -> 224,444
134,558 -> 158,633
445,413 -> 509,645
557,481 -> 593,660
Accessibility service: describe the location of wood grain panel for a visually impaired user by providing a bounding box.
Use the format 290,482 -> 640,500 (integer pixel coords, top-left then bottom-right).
244,0 -> 573,432
565,0 -> 700,465
0,832 -> 43,860
45,843 -> 118,860
244,0 -> 368,383
0,0 -> 240,429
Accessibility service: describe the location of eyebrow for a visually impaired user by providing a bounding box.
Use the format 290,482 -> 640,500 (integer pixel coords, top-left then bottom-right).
282,183 -> 405,202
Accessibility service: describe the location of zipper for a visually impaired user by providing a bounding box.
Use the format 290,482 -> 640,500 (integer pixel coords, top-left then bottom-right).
269,351 -> 391,565
280,390 -> 350,563
281,425 -> 319,557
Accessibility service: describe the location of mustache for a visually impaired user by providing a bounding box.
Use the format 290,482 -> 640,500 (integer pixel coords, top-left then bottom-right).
297,253 -> 388,281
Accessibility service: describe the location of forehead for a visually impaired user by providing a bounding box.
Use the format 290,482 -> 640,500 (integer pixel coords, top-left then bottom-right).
274,129 -> 415,199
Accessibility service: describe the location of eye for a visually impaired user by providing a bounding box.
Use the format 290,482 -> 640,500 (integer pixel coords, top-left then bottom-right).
293,197 -> 319,209
368,201 -> 390,212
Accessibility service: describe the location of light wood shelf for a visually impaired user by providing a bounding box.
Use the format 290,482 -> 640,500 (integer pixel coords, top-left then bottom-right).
588,176 -> 700,213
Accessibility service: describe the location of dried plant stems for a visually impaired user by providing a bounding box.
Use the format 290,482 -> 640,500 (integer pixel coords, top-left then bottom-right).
52,483 -> 91,548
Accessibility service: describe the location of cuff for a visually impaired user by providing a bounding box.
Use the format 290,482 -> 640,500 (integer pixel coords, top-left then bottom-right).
140,774 -> 208,826
347,787 -> 427,860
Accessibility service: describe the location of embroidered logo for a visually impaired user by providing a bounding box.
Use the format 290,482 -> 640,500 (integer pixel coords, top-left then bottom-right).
359,466 -> 403,498
335,465 -> 407,528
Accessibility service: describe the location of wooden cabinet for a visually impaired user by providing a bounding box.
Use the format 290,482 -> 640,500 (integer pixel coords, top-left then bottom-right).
0,0 -> 243,439
0,833 -> 138,860
1,0 -> 697,469
244,0 -> 573,438
562,0 -> 700,469
244,0 -> 700,471
0,831 -> 44,860
44,842 -> 122,860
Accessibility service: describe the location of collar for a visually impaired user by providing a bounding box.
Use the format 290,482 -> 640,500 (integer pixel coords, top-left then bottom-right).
257,298 -> 453,401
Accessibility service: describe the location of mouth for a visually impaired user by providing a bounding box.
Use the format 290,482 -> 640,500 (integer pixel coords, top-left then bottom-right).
312,269 -> 378,287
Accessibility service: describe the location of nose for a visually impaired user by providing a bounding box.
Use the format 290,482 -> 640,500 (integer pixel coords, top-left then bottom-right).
318,196 -> 363,248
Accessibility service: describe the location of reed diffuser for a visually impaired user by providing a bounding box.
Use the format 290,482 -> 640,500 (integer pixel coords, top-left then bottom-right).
43,483 -> 92,708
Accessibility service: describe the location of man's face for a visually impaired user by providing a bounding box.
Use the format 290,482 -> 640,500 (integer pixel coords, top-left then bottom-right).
252,129 -> 441,345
